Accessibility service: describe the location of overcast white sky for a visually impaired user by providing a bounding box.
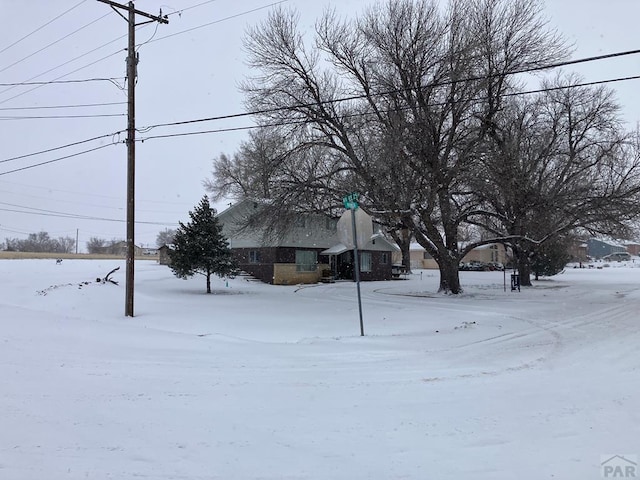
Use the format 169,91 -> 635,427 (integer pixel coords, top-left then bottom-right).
1,0 -> 639,250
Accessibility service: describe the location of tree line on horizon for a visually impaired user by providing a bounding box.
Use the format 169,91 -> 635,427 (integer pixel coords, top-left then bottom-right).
1,230 -> 178,255
2,232 -> 76,254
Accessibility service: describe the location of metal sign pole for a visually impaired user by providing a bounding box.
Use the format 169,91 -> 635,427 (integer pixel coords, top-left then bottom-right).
350,207 -> 365,337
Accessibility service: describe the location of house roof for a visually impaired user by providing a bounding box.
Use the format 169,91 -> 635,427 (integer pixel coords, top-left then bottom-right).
321,243 -> 350,255
321,235 -> 398,255
219,200 -> 400,252
218,199 -> 339,249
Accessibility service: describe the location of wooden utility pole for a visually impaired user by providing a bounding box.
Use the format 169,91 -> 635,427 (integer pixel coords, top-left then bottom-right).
96,0 -> 168,316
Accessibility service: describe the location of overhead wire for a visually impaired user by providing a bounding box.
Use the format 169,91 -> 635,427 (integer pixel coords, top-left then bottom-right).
0,188 -> 187,215
0,0 -> 285,107
0,0 -> 88,56
0,206 -> 176,226
0,131 -> 124,164
0,77 -> 125,87
135,72 -> 640,142
0,53 -> 127,106
0,179 -> 195,206
0,225 -> 34,236
164,0 -> 221,18
0,143 -> 117,176
0,12 -> 113,75
3,57 -> 639,174
0,101 -> 126,111
147,0 -> 289,44
135,48 -> 640,134
0,113 -> 126,121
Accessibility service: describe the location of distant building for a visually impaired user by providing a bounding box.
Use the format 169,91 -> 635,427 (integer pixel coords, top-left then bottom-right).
403,242 -> 508,269
623,241 -> 640,256
587,238 -> 627,259
158,245 -> 173,265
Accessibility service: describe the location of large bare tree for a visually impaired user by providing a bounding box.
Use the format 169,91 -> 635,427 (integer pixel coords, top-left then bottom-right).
210,0 -> 568,293
470,74 -> 640,284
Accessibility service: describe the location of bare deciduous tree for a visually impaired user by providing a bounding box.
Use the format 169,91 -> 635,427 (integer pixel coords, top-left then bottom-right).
470,74 -> 640,284
3,231 -> 75,253
210,0 -> 568,293
155,228 -> 177,248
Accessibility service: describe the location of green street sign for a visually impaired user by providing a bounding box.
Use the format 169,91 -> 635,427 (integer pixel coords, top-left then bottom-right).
343,192 -> 359,210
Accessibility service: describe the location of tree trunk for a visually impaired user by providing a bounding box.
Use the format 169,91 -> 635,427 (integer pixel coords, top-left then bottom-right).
516,253 -> 532,287
437,254 -> 462,294
390,229 -> 413,274
398,237 -> 412,274
403,247 -> 412,274
206,272 -> 212,293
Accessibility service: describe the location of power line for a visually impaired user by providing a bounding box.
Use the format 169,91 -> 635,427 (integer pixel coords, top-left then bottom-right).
136,48 -> 640,134
0,225 -> 34,235
0,40 -> 126,99
136,73 -> 640,143
139,124 -> 262,141
0,189 -> 186,215
0,113 -> 125,120
3,70 -> 635,175
0,179 -> 195,206
0,206 -> 176,226
0,77 -> 125,87
0,131 -> 124,164
165,0 -> 220,18
0,1 -> 285,107
0,12 -> 113,75
0,144 -> 117,176
0,101 -> 126,111
148,1 -> 289,44
3,51 -> 638,175
0,51 -> 126,106
0,0 -> 89,56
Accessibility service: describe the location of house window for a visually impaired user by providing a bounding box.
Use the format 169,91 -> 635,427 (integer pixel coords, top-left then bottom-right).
360,252 -> 372,272
423,251 -> 432,259
296,250 -> 317,272
381,252 -> 389,264
295,217 -> 307,228
249,250 -> 261,264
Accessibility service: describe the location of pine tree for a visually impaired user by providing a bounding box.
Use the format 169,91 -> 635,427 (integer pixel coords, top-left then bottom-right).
530,238 -> 571,280
168,196 -> 238,293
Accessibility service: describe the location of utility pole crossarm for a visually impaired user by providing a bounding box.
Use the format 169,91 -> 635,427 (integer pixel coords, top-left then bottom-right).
95,0 -> 168,24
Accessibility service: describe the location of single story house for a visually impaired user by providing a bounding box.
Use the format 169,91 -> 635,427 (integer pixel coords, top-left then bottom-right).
623,241 -> 640,256
218,200 -> 398,285
587,238 -> 627,259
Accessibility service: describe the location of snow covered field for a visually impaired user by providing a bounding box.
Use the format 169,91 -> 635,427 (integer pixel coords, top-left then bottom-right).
1,258 -> 638,479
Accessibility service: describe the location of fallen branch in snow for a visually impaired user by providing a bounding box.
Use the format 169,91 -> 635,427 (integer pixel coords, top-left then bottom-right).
37,266 -> 121,295
97,266 -> 120,285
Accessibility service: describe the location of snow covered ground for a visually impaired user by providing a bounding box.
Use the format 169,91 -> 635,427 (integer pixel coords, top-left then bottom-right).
1,258 -> 638,479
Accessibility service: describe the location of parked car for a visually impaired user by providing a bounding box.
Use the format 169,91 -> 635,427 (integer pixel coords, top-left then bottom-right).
602,252 -> 631,262
460,261 -> 490,271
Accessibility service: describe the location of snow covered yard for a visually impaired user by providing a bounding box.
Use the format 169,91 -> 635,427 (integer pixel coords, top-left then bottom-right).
1,259 -> 639,479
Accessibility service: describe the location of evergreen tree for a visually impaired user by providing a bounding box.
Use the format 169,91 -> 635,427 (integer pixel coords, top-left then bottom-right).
530,238 -> 571,280
168,196 -> 237,293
